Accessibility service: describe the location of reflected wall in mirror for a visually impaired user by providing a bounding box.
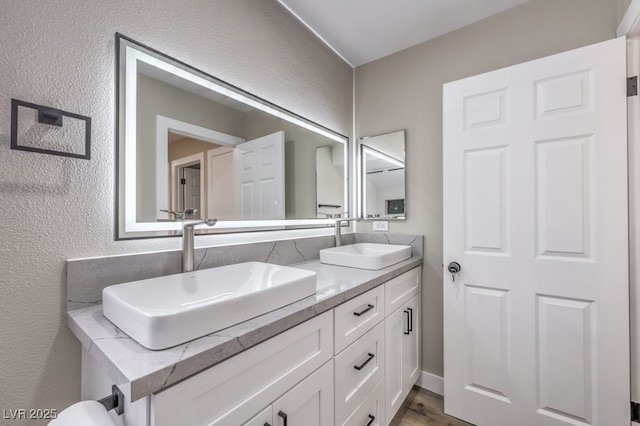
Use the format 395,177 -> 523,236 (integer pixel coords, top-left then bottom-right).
359,130 -> 406,220
116,34 -> 349,239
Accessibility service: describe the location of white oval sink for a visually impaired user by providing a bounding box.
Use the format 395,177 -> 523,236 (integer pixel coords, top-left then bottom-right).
102,262 -> 317,350
319,243 -> 411,270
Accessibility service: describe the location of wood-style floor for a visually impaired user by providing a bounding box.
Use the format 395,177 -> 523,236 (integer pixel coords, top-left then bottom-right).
391,386 -> 474,426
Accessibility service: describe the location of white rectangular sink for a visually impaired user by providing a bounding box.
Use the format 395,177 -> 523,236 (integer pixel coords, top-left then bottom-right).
102,262 -> 317,350
319,243 -> 411,270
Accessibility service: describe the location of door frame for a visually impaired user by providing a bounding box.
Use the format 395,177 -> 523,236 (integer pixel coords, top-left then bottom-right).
155,115 -> 245,219
170,152 -> 204,216
618,3 -> 640,413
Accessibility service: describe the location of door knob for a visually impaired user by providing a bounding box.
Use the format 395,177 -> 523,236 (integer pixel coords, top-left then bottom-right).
447,262 -> 461,282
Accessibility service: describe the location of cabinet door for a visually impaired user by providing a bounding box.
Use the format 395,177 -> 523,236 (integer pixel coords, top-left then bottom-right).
244,405 -> 273,426
384,303 -> 405,423
385,293 -> 421,424
273,360 -> 334,426
402,294 -> 420,390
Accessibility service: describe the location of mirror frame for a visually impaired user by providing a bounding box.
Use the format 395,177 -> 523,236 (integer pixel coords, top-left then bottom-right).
358,130 -> 406,221
115,33 -> 349,239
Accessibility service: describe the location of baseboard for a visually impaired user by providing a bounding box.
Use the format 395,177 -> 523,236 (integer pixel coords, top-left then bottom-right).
416,370 -> 444,396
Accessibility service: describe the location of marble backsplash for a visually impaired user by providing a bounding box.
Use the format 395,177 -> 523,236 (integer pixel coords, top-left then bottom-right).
67,233 -> 423,311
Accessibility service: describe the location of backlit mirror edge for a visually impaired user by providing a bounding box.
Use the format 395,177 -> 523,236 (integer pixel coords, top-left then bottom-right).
114,33 -> 350,240
357,130 -> 406,221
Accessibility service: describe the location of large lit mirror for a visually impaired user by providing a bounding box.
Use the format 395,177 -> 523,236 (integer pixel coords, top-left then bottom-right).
116,34 -> 349,239
359,130 -> 405,220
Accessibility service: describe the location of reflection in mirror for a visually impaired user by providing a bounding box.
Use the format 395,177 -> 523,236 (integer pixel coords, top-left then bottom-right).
359,130 -> 406,220
116,34 -> 349,239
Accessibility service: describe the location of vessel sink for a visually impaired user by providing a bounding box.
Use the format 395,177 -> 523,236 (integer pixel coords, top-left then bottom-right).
102,262 -> 317,350
319,243 -> 411,270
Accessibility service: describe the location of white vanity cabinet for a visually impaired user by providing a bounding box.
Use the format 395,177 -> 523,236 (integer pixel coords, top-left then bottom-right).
334,266 -> 422,426
151,267 -> 422,426
80,264 -> 423,426
384,267 -> 421,424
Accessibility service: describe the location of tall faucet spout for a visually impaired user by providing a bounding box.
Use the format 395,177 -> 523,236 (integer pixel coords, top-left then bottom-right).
182,219 -> 217,272
334,218 -> 360,247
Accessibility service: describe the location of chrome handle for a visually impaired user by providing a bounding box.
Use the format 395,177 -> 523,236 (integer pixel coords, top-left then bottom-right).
354,304 -> 374,317
354,353 -> 375,371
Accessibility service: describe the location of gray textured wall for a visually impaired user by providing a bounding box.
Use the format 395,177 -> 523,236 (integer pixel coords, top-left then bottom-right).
354,0 -> 619,379
0,0 -> 352,422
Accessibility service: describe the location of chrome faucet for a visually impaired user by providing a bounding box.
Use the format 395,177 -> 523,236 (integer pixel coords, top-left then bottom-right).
334,218 -> 360,247
182,219 -> 217,272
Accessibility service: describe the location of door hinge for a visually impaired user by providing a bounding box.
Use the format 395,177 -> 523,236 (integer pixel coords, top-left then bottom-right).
180,178 -> 186,185
632,400 -> 640,422
628,76 -> 638,97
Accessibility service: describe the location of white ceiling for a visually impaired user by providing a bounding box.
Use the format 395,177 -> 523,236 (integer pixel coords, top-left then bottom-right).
278,0 -> 531,67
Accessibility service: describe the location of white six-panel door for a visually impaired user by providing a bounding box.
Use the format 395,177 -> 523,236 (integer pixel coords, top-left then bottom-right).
443,37 -> 629,425
237,131 -> 285,220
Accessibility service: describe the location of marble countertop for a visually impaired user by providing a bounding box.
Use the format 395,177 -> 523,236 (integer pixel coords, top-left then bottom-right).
66,256 -> 422,402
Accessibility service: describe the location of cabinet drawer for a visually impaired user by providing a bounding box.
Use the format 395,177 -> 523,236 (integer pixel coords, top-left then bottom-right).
341,378 -> 385,426
152,311 -> 333,426
243,405 -> 272,426
334,285 -> 385,354
385,266 -> 421,315
334,322 -> 385,425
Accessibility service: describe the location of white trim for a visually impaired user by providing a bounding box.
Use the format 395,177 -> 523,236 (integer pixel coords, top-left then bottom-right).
628,37 -> 640,407
416,370 -> 444,396
276,0 -> 354,67
170,152 -> 205,217
157,116 -> 245,147
618,0 -> 640,37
